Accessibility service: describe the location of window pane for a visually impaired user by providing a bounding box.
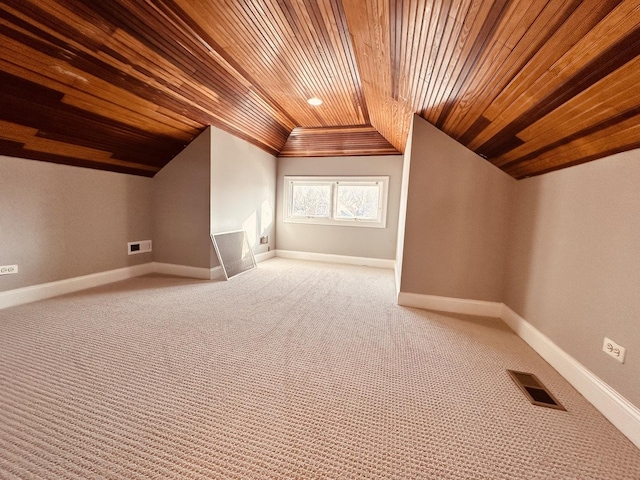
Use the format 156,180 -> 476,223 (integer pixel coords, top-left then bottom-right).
291,184 -> 331,217
335,184 -> 379,220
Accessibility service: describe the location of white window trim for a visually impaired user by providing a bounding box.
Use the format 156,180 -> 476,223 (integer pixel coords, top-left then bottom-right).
284,176 -> 389,228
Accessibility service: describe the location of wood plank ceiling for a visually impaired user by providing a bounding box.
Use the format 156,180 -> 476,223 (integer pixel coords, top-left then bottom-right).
1,0 -> 639,178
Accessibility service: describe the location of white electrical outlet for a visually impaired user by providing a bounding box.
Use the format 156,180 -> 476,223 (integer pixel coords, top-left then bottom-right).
603,337 -> 626,364
0,265 -> 19,275
128,240 -> 152,255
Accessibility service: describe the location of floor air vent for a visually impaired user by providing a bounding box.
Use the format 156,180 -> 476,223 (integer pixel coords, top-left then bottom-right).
507,370 -> 566,411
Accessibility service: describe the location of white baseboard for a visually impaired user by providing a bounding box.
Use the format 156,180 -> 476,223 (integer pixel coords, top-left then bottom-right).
275,250 -> 395,269
152,262 -> 223,280
154,250 -> 273,280
254,250 -> 276,263
397,291 -> 503,317
397,293 -> 640,448
501,304 -> 640,450
0,252 -> 279,311
0,263 -> 155,310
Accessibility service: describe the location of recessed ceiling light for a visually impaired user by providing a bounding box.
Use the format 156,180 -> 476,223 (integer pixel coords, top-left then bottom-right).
307,97 -> 323,106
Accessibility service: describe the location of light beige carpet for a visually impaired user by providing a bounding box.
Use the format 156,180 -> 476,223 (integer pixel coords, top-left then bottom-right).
0,258 -> 638,479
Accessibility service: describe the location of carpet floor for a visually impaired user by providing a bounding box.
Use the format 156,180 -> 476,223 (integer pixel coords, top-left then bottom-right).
0,258 -> 638,479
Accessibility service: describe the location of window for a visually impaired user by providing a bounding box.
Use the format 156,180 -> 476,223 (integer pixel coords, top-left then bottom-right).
284,176 -> 389,228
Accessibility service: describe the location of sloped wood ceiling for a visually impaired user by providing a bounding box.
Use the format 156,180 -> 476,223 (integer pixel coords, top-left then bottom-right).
1,0 -> 639,178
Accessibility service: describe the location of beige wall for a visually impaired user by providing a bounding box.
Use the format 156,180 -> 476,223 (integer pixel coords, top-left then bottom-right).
153,128 -> 212,269
276,155 -> 404,260
400,115 -> 516,301
505,150 -> 640,407
210,127 -> 276,260
0,155 -> 153,292
154,125 -> 277,270
395,120 -> 413,292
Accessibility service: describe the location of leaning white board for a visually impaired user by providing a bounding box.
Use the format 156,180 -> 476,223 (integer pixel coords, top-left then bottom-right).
210,230 -> 257,280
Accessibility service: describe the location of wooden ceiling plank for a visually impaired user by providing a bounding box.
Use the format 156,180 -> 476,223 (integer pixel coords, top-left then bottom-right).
312,0 -> 349,110
423,0 -> 480,123
423,0 -> 479,121
279,125 -> 400,157
480,0 -> 621,123
96,1 -> 288,140
413,0 -> 448,118
508,115 -> 640,171
544,3 -> 640,83
433,0 -> 512,127
83,2 -> 194,76
304,0 -> 365,125
1,0 -> 110,52
0,16 -> 217,130
295,0 -> 347,115
440,0 -> 544,136
91,4 -> 294,148
468,0 -> 623,150
2,0 -> 640,176
506,115 -> 640,177
0,140 -> 158,176
448,0 -> 570,140
220,1 -> 328,126
20,136 -> 114,161
329,0 -> 370,123
186,69 -> 287,134
342,0 -> 400,150
517,0 -> 638,118
473,11 -> 640,158
389,0 -> 405,102
493,59 -> 640,167
165,0 -> 298,129
319,0 -> 367,124
517,56 -> 640,145
61,94 -> 198,140
209,0 -> 362,127
291,0 -> 350,124
0,83 -> 186,156
423,0 -> 476,123
468,4 -> 640,156
399,0 -> 419,105
103,29 -> 189,89
405,0 -> 433,106
0,119 -> 40,140
0,41 -> 200,140
495,103 -> 640,171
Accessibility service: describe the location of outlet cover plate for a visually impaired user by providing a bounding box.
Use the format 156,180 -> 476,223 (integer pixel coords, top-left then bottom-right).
128,240 -> 152,255
603,337 -> 626,363
0,265 -> 18,275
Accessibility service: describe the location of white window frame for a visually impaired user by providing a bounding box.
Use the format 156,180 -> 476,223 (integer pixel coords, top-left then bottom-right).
284,176 -> 389,228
